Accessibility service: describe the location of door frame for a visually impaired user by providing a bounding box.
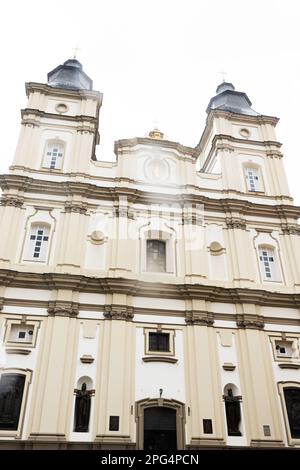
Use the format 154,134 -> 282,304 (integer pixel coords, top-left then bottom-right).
135,398 -> 185,450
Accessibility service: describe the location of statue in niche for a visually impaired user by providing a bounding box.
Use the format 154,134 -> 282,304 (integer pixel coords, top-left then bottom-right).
74,383 -> 92,432
224,388 -> 242,436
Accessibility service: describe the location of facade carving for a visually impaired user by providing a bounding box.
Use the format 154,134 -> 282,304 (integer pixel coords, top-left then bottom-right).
0,60 -> 299,450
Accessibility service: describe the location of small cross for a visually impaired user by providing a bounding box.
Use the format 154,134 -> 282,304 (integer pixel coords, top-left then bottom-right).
218,70 -> 227,83
72,45 -> 80,59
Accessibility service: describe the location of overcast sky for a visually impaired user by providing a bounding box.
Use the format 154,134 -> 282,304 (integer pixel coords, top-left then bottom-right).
1,0 -> 300,203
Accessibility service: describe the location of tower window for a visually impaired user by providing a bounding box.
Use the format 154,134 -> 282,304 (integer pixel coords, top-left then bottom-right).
149,332 -> 170,352
43,142 -> 64,170
27,224 -> 50,262
146,240 -> 166,272
258,246 -> 280,281
245,167 -> 261,192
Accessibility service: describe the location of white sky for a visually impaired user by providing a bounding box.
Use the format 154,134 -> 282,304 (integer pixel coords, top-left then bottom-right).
1,0 -> 300,202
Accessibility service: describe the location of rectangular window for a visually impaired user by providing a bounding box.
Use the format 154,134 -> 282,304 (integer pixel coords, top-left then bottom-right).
27,224 -> 50,262
259,247 -> 276,281
146,240 -> 166,272
203,419 -> 213,434
109,416 -> 119,431
149,332 -> 170,352
245,167 -> 260,192
43,142 -> 64,170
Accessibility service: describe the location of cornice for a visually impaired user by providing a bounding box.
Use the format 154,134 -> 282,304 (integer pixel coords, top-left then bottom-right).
25,82 -> 103,103
197,110 -> 279,154
1,174 -> 300,221
201,134 -> 282,172
21,108 -> 98,126
114,137 -> 198,159
1,270 -> 300,309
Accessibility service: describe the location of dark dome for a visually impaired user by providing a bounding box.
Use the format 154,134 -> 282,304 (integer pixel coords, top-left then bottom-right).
206,82 -> 258,116
47,59 -> 93,91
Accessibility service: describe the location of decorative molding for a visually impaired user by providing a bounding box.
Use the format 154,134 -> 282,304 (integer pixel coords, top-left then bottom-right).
222,363 -> 236,371
47,301 -> 79,318
1,270 -> 300,309
142,356 -> 178,364
278,362 -> 300,370
0,196 -> 24,208
5,348 -> 31,355
226,218 -> 247,230
64,202 -> 87,214
1,175 -> 299,221
236,314 -> 265,330
185,311 -> 214,326
281,224 -> 300,235
103,304 -> 134,321
80,355 -> 94,364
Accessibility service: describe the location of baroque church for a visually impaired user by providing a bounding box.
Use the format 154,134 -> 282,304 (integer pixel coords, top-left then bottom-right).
0,58 -> 299,450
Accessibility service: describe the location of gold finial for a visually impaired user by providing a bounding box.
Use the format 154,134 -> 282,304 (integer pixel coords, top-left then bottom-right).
149,128 -> 164,140
72,45 -> 80,59
218,70 -> 227,83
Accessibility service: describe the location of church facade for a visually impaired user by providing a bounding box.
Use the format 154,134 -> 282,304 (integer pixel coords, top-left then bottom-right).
0,59 -> 299,450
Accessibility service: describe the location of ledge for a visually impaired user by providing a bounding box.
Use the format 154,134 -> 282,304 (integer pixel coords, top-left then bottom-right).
142,356 -> 178,364
278,362 -> 300,370
222,363 -> 236,371
5,348 -> 31,355
80,355 -> 94,364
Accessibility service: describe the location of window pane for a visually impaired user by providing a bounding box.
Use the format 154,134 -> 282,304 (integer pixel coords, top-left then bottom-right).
149,332 -> 170,352
0,374 -> 25,430
146,240 -> 166,272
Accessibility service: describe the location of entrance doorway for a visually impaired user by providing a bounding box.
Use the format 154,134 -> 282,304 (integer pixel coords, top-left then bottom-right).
135,398 -> 185,450
144,407 -> 177,451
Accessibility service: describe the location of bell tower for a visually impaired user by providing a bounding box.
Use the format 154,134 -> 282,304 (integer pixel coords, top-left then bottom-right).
198,82 -> 291,203
10,58 -> 102,175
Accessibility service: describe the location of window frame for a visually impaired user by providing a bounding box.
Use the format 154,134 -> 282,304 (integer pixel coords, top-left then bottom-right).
258,245 -> 282,283
140,229 -> 176,275
0,368 -> 32,438
269,335 -> 300,364
244,165 -> 264,193
24,223 -> 51,264
42,140 -> 65,171
144,328 -> 175,357
4,319 -> 40,349
278,382 -> 300,445
146,239 -> 167,273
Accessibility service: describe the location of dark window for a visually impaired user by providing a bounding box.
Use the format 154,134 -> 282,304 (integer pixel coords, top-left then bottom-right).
0,374 -> 25,430
109,416 -> 119,431
149,332 -> 170,352
18,332 -> 26,339
284,388 -> 300,438
146,240 -> 166,272
203,419 -> 213,434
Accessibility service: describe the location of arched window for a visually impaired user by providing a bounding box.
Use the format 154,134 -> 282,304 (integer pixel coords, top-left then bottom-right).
0,373 -> 25,430
146,240 -> 166,272
42,141 -> 64,170
283,387 -> 300,439
27,223 -> 50,262
244,165 -> 263,192
258,245 -> 281,281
